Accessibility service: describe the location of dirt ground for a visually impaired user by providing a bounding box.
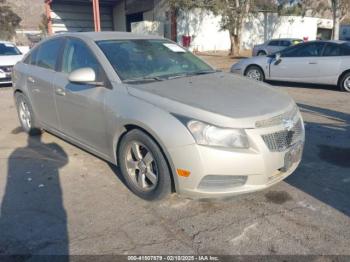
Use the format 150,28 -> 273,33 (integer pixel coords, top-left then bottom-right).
0,55 -> 349,257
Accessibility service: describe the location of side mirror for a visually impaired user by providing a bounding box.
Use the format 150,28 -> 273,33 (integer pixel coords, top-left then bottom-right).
68,67 -> 103,86
275,53 -> 282,62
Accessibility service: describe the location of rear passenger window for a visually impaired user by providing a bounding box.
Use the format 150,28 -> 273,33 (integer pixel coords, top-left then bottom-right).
280,41 -> 291,47
268,40 -> 280,46
24,48 -> 39,65
36,39 -> 62,70
342,44 -> 350,56
323,44 -> 341,56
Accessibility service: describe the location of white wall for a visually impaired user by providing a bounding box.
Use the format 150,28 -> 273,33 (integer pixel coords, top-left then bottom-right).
241,14 -> 333,49
177,9 -> 230,52
176,9 -> 333,52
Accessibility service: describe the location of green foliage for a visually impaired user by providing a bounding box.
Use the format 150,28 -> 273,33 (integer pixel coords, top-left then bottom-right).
0,4 -> 21,40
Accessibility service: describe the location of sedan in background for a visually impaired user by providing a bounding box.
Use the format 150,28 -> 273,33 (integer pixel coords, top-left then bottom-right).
13,32 -> 304,200
0,41 -> 23,84
232,40 -> 350,92
252,38 -> 303,56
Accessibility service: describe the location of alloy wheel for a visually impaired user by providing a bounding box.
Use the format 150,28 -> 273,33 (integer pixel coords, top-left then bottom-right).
124,141 -> 159,192
247,69 -> 262,81
344,76 -> 350,92
18,99 -> 32,130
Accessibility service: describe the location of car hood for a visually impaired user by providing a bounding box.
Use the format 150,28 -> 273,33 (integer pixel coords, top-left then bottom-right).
0,55 -> 23,66
126,72 -> 295,128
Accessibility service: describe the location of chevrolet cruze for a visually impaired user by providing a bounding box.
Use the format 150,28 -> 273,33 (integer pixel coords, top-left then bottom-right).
12,32 -> 305,200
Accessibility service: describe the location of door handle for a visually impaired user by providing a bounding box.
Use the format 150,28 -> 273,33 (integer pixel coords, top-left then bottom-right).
55,88 -> 66,96
27,76 -> 35,83
308,62 -> 317,65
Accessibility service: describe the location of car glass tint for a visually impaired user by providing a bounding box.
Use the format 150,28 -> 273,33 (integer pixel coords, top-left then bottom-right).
280,41 -> 291,47
62,39 -> 100,74
282,43 -> 325,57
36,39 -> 62,70
342,44 -> 350,56
96,39 -> 214,81
0,43 -> 21,56
268,40 -> 280,46
323,44 -> 341,56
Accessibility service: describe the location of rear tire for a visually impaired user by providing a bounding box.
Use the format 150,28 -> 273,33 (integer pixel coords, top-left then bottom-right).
15,93 -> 41,136
245,66 -> 265,82
118,129 -> 172,201
339,72 -> 350,92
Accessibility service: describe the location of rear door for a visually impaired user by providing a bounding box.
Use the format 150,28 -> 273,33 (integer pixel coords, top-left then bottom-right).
53,37 -> 109,154
269,42 -> 326,83
314,43 -> 343,85
26,38 -> 63,129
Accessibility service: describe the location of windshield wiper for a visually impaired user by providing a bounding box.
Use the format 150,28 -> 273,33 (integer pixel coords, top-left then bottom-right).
166,70 -> 218,80
123,76 -> 164,84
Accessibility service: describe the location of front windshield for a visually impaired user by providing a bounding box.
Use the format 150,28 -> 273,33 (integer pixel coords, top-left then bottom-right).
0,43 -> 21,56
96,39 -> 214,81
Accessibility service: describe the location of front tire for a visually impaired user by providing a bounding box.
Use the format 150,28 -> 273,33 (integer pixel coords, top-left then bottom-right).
245,66 -> 265,82
339,72 -> 350,92
118,129 -> 172,200
257,51 -> 267,56
15,93 -> 41,136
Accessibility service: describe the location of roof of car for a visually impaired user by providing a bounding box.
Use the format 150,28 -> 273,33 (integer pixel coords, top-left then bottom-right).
51,31 -> 164,41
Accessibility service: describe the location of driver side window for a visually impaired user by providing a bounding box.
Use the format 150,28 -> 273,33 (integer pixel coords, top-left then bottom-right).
62,38 -> 101,77
282,43 -> 325,57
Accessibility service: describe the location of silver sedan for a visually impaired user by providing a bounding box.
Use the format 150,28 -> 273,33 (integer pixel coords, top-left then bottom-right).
232,40 -> 350,92
13,32 -> 304,200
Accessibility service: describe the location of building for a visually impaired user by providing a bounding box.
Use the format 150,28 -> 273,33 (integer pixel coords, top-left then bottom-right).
5,0 -> 336,51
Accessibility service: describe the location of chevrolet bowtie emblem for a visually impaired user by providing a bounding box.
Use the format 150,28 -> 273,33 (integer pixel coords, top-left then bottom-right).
282,118 -> 294,131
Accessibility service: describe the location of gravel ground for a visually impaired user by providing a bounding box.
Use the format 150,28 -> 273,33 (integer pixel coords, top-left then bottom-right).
0,55 -> 349,257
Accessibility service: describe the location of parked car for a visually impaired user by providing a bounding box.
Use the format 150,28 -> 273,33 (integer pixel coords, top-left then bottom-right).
232,40 -> 350,92
13,32 -> 305,200
0,41 -> 23,84
252,38 -> 303,56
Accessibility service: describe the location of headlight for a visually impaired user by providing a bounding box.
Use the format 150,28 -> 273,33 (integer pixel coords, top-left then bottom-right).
187,120 -> 249,148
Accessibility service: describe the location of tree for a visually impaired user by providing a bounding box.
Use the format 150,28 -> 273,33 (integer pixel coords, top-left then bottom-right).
300,0 -> 350,40
330,0 -> 350,39
169,0 -> 280,56
0,0 -> 21,40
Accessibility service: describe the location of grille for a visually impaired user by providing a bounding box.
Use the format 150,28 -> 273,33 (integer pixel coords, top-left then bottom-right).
0,65 -> 13,73
262,119 -> 304,152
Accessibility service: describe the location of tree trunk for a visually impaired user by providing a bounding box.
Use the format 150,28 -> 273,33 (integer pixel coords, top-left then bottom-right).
332,0 -> 340,40
229,34 -> 235,56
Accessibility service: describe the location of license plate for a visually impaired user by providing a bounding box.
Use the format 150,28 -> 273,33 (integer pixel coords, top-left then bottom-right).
282,143 -> 303,172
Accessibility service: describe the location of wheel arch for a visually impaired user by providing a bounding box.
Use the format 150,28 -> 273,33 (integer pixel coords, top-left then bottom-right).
115,123 -> 178,193
244,64 -> 266,79
337,69 -> 350,87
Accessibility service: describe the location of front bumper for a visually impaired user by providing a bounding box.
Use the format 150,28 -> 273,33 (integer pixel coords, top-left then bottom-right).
169,120 -> 304,199
0,72 -> 12,84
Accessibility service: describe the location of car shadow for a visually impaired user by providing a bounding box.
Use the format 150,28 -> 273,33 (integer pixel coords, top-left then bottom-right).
267,81 -> 339,91
286,103 -> 350,216
0,131 -> 69,258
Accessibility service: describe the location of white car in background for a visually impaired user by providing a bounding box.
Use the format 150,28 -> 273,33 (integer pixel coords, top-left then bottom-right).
0,41 -> 23,85
232,40 -> 350,92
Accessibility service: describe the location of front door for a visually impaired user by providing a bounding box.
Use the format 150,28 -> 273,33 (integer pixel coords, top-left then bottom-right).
269,42 -> 326,83
53,38 -> 109,154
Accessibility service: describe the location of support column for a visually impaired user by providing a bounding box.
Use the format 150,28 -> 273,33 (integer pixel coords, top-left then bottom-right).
44,0 -> 53,35
92,0 -> 101,32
